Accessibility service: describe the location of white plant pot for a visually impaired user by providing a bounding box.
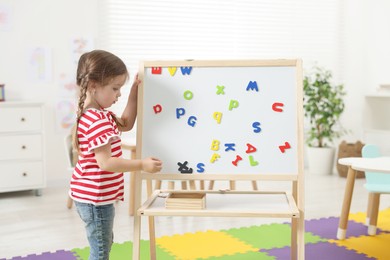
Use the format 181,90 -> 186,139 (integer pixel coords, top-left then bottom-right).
307,147 -> 335,175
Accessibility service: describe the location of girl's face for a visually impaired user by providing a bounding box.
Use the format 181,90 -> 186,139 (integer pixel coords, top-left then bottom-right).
93,74 -> 127,109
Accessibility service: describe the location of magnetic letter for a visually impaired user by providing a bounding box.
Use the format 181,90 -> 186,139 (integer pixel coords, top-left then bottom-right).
279,142 -> 291,153
224,143 -> 236,152
246,143 -> 257,153
153,104 -> 162,114
151,67 -> 162,74
210,153 -> 220,163
216,85 -> 225,95
228,100 -> 239,111
252,122 -> 261,133
246,81 -> 259,91
272,102 -> 284,112
187,116 -> 197,127
168,67 -> 177,76
176,108 -> 185,119
177,161 -> 193,173
180,66 -> 192,75
196,163 -> 205,173
184,90 -> 193,100
213,112 -> 222,124
211,140 -> 220,151
232,155 -> 243,166
249,156 -> 259,166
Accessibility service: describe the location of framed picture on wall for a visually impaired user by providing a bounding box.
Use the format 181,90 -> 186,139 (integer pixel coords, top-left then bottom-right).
0,84 -> 4,101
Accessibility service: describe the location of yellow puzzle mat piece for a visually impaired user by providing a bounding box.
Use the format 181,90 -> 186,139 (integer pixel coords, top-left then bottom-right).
330,233 -> 390,260
349,208 -> 390,231
156,230 -> 258,259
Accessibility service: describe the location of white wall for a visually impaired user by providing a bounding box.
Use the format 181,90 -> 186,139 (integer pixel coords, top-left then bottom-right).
341,0 -> 390,154
0,0 -> 98,184
1,0 -> 389,185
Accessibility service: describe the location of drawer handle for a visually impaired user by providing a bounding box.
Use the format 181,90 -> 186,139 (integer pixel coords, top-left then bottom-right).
21,145 -> 27,150
22,172 -> 27,177
21,117 -> 26,122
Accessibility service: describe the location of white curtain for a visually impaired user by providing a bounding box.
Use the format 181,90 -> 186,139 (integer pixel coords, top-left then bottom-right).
97,0 -> 344,119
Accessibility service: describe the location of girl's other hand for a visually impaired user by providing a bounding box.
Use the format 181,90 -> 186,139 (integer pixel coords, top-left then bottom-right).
141,157 -> 162,173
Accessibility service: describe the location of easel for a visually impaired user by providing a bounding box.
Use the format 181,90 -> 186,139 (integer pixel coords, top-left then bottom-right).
133,174 -> 304,260
133,59 -> 305,259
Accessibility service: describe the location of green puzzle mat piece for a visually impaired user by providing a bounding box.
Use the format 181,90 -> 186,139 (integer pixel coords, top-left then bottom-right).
222,223 -> 325,249
72,240 -> 174,260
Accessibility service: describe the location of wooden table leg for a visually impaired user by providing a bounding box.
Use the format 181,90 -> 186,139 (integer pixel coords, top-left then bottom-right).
337,166 -> 357,239
367,193 -> 380,235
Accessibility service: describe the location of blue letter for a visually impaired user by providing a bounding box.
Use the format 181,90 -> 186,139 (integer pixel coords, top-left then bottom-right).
196,163 -> 205,173
224,143 -> 236,152
180,66 -> 192,75
252,122 -> 261,133
176,108 -> 185,119
188,115 -> 197,127
246,81 -> 259,92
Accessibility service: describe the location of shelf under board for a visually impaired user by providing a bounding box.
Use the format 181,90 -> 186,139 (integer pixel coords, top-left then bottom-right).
137,190 -> 300,218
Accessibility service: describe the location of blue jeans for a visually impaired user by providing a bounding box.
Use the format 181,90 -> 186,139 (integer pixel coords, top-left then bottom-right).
75,201 -> 115,260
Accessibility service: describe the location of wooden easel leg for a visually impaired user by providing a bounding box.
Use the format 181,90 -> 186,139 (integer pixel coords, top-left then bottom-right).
297,212 -> 305,260
146,179 -> 157,259
129,148 -> 137,216
132,172 -> 142,260
149,217 -> 157,260
129,172 -> 135,215
133,214 -> 141,260
291,218 -> 298,260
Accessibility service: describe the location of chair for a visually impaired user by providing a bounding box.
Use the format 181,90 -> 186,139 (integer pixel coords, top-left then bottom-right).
362,144 -> 390,235
64,134 -> 77,209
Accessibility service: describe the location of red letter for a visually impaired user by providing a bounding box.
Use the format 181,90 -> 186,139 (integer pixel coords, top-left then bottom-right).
153,104 -> 162,114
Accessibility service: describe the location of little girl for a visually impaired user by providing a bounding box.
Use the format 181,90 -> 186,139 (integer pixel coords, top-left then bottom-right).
69,50 -> 162,260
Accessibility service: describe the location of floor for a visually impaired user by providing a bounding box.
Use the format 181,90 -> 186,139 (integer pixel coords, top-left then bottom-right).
0,171 -> 388,259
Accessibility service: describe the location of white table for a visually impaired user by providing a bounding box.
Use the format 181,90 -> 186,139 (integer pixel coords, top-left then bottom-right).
337,156 -> 390,239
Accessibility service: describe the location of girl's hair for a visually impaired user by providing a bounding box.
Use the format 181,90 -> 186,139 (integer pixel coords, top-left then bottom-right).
72,50 -> 129,150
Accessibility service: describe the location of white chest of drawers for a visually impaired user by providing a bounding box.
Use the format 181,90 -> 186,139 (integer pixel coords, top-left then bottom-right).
0,101 -> 46,195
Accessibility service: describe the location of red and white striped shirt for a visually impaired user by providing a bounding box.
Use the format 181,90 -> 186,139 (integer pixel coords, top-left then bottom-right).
69,108 -> 124,205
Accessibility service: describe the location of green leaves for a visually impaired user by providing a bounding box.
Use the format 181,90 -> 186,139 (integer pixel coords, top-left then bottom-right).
303,66 -> 346,147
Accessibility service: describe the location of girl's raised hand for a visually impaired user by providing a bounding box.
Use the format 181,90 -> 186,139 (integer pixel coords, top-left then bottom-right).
132,73 -> 141,89
141,157 -> 163,173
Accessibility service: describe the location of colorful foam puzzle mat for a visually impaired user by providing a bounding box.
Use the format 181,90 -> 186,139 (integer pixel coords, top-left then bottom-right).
3,208 -> 390,259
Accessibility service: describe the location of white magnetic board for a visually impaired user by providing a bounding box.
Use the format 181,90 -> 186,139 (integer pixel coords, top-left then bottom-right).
138,60 -> 303,175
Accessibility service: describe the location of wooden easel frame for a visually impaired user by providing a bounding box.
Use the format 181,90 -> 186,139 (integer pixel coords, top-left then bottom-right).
133,60 -> 305,260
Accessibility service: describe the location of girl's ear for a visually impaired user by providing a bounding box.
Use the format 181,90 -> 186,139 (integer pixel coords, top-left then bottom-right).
87,80 -> 97,94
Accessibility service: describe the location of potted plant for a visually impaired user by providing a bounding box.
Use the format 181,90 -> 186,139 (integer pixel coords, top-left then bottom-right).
303,66 -> 346,175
